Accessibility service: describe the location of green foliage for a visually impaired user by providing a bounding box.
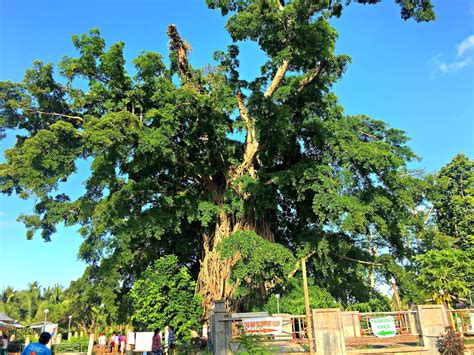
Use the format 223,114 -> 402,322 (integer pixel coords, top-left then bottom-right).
414,154 -> 474,304
263,282 -> 337,315
426,153 -> 473,249
414,249 -> 474,303
220,231 -> 295,302
129,255 -> 202,338
378,254 -> 426,305
346,291 -> 392,312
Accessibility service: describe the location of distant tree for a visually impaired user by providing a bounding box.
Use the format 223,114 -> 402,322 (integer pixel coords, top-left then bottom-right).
129,255 -> 202,339
415,154 -> 474,305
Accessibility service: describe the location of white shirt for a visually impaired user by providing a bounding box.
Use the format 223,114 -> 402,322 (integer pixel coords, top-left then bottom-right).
98,335 -> 106,346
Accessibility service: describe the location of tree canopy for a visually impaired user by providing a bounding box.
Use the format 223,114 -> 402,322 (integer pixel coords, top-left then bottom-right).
0,0 -> 439,319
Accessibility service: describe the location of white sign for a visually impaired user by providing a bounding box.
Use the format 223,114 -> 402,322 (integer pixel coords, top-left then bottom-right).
242,317 -> 282,335
370,316 -> 397,338
470,313 -> 474,331
134,332 -> 154,351
127,332 -> 135,345
42,324 -> 58,336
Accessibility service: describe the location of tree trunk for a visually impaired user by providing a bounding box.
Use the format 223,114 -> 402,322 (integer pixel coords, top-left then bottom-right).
195,209 -> 273,319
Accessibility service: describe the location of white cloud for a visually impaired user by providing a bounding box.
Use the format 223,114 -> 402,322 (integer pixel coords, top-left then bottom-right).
430,35 -> 474,78
457,35 -> 474,57
438,57 -> 473,74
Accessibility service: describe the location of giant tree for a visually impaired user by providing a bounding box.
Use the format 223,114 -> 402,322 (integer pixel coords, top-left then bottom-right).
0,0 -> 434,317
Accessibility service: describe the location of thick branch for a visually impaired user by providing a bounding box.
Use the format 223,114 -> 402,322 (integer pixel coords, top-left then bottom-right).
235,92 -> 258,179
295,63 -> 325,98
167,24 -> 193,81
265,60 -> 289,98
423,205 -> 434,225
288,250 -> 317,278
22,107 -> 84,123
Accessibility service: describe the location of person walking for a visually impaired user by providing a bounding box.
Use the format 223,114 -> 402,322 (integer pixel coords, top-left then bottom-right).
151,329 -> 162,355
21,332 -> 51,355
111,333 -> 119,353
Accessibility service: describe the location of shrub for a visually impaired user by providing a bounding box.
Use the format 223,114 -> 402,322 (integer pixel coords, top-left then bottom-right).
436,327 -> 465,355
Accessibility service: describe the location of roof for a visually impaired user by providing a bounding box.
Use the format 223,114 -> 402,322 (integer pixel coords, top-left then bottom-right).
0,312 -> 14,323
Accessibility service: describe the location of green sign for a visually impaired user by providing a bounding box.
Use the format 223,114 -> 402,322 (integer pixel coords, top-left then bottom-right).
370,316 -> 397,338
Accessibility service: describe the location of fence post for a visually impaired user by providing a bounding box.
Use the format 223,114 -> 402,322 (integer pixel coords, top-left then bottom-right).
209,300 -> 232,355
312,308 -> 346,355
415,304 -> 448,355
407,311 -> 419,335
87,333 -> 94,355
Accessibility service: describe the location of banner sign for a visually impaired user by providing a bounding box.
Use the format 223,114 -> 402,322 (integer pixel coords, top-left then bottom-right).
370,316 -> 397,338
134,332 -> 154,351
127,332 -> 135,345
242,317 -> 282,335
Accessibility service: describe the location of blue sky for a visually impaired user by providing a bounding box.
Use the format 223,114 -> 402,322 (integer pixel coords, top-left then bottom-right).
0,0 -> 473,291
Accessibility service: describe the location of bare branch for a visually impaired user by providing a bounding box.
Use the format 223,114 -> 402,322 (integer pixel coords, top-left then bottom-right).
167,24 -> 193,81
22,107 -> 84,123
288,250 -> 382,279
336,254 -> 382,266
358,129 -> 378,140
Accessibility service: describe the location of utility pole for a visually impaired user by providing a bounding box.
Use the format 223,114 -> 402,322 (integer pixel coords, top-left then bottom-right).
390,276 -> 402,311
302,257 -> 315,354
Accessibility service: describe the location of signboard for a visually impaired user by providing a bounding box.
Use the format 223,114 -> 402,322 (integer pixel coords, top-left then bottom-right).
470,313 -> 474,331
42,323 -> 58,336
127,332 -> 135,345
370,316 -> 397,338
134,332 -> 154,351
242,317 -> 282,335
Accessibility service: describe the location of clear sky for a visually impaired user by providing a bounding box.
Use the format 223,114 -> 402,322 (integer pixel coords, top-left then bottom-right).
0,0 -> 473,291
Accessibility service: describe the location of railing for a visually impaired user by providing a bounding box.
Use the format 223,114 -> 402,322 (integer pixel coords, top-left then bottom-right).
341,311 -> 418,337
446,309 -> 474,335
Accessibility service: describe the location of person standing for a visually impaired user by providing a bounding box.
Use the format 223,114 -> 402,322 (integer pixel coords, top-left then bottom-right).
21,332 -> 51,355
151,329 -> 162,355
111,333 -> 119,353
2,334 -> 8,355
98,333 -> 107,353
119,333 -> 126,354
167,326 -> 176,354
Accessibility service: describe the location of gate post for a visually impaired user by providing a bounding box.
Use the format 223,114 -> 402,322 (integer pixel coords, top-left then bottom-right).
312,308 -> 346,355
209,300 -> 232,355
416,304 -> 449,354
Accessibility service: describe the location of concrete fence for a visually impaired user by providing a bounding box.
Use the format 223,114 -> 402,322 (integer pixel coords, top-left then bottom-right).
209,302 -> 468,354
